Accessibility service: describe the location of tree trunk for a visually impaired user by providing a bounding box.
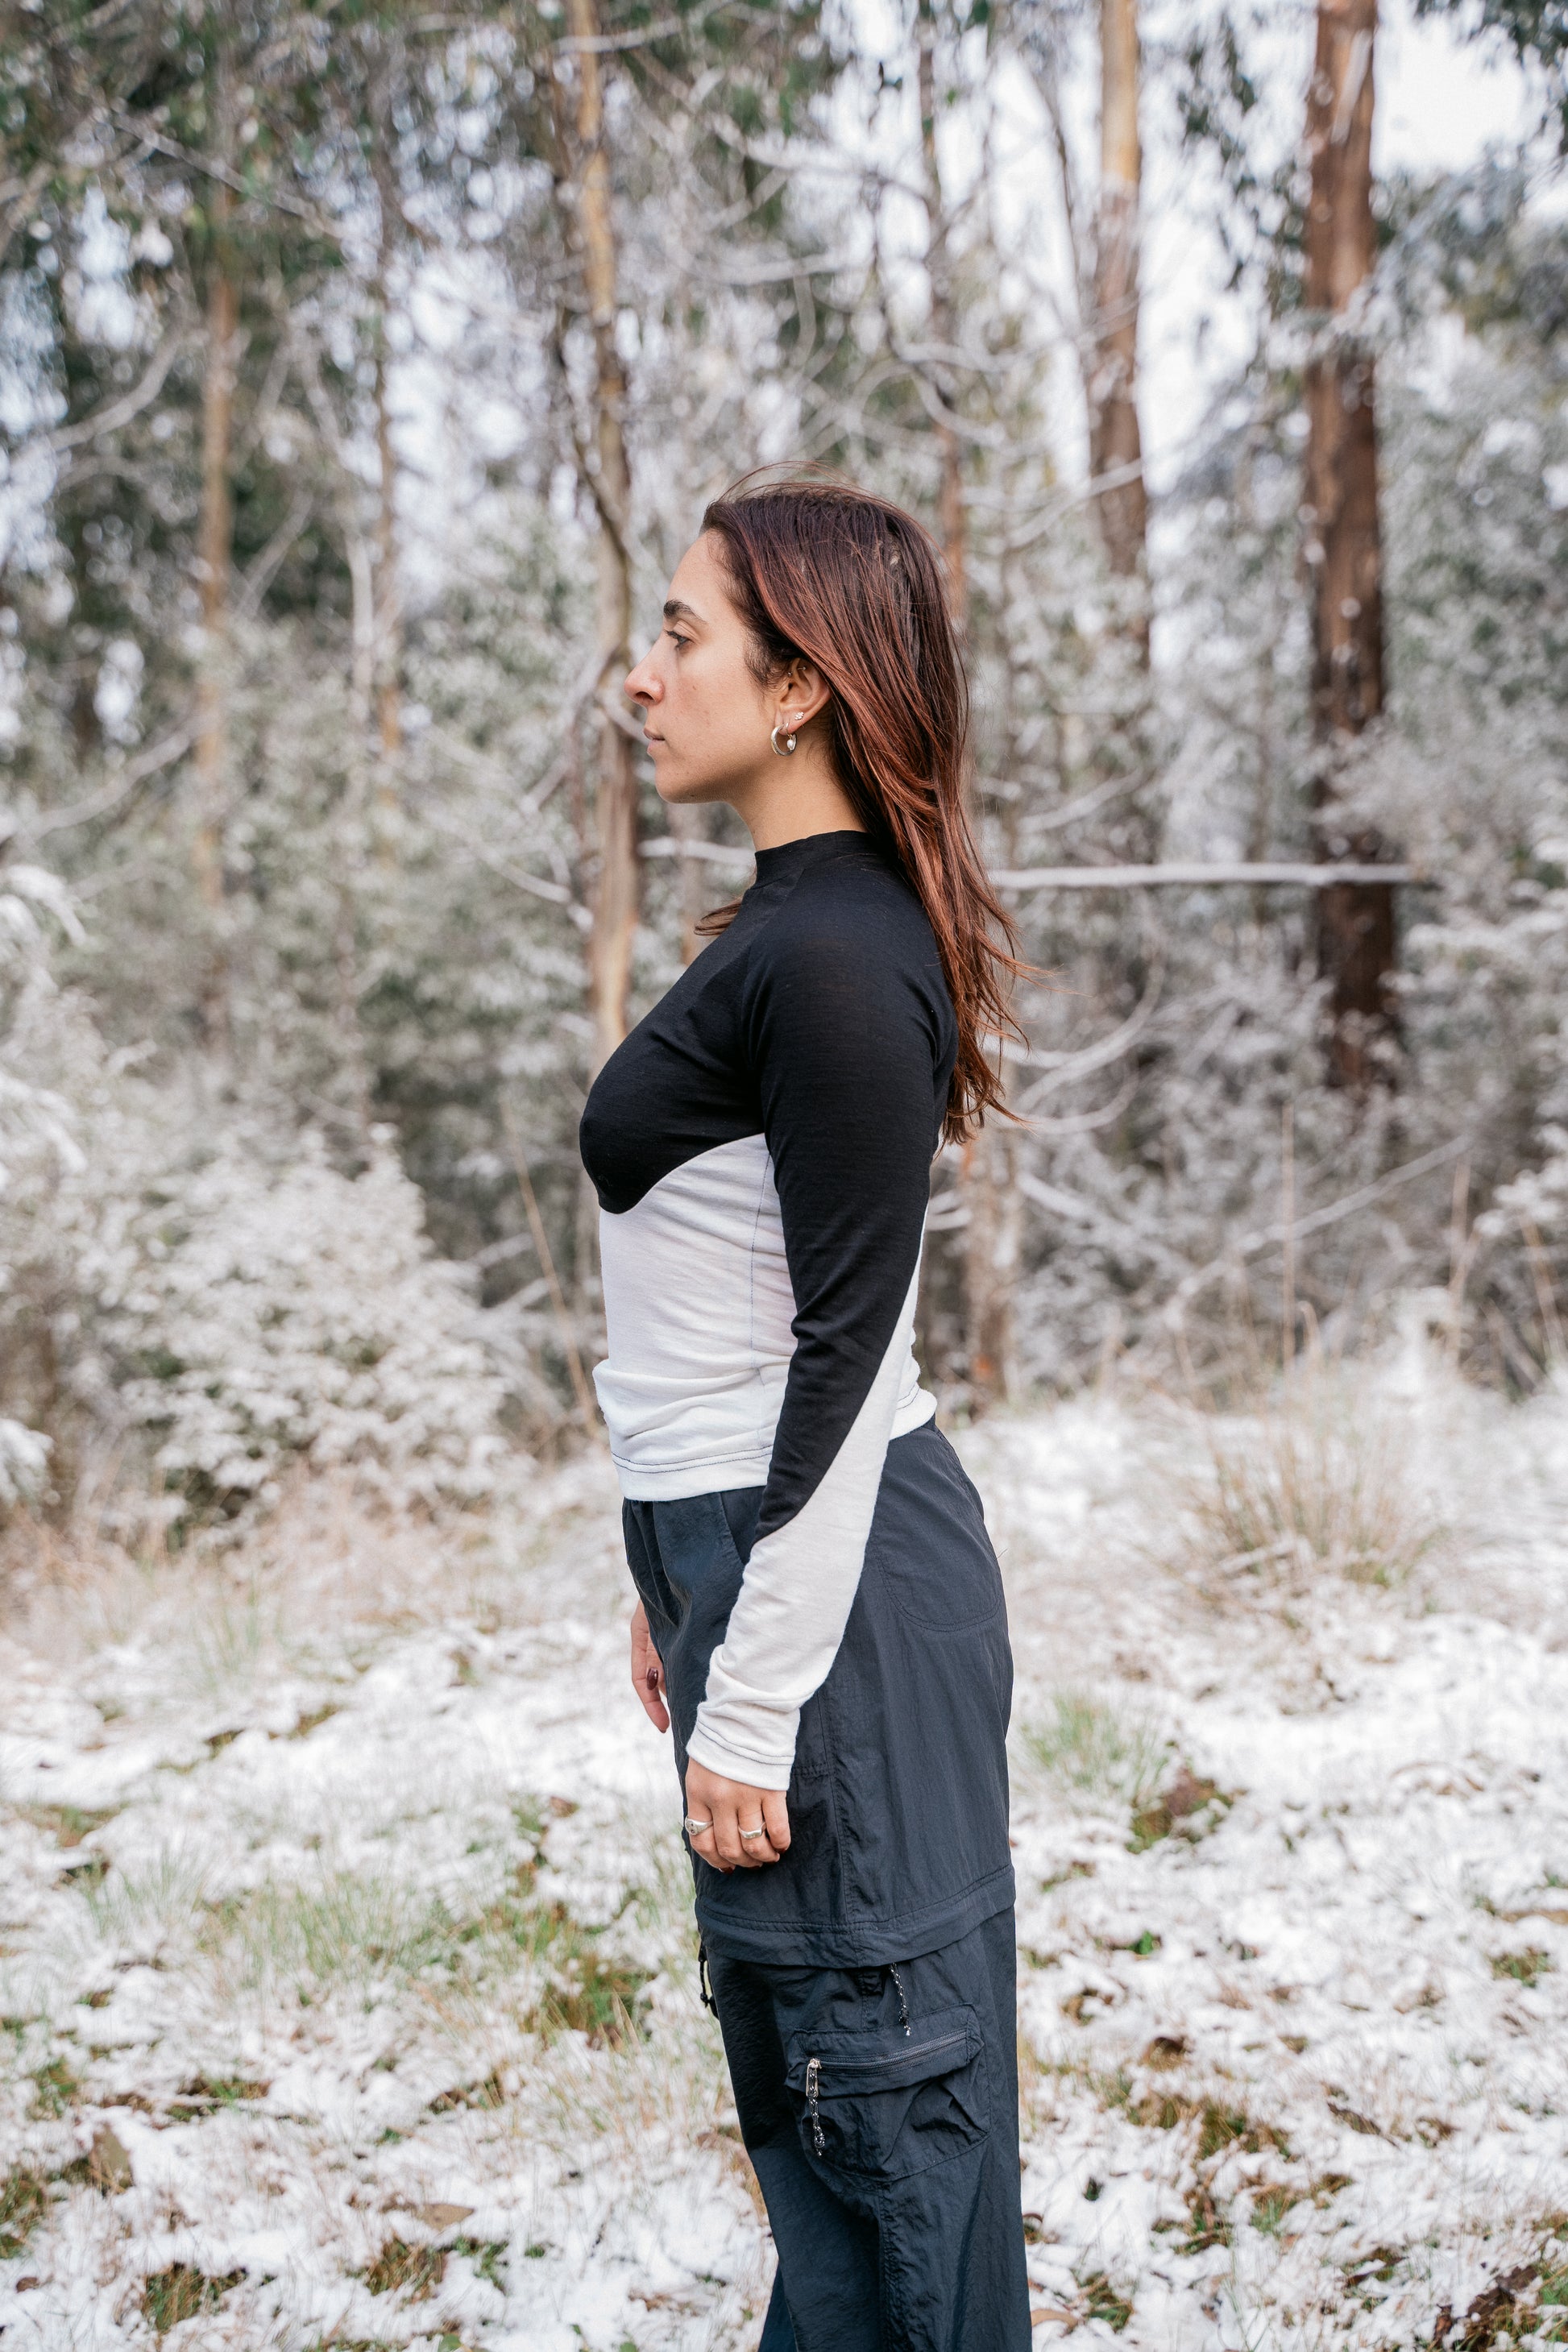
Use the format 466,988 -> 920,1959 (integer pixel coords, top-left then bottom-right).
373,360 -> 400,763
1089,0 -> 1147,630
371,130 -> 403,781
917,0 -> 966,629
919,0 -> 1008,1403
193,162 -> 236,1044
566,0 -> 639,1075
1302,0 -> 1396,1092
194,179 -> 234,907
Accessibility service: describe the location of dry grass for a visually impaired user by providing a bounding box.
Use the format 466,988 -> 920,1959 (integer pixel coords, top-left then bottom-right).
1167,1368 -> 1441,1599
0,1458 -> 620,1678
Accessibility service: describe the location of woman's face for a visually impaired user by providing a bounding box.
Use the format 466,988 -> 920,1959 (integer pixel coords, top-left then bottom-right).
624,534 -> 792,808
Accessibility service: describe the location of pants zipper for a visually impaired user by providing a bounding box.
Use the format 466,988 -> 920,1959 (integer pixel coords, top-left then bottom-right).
805,2056 -> 825,2154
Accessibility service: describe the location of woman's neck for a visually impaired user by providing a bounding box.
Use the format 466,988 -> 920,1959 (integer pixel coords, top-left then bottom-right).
733,756 -> 865,852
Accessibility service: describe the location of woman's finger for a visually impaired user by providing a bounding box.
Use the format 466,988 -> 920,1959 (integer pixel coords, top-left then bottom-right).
761,1788 -> 790,1855
711,1794 -> 755,1869
686,1818 -> 732,1873
628,1602 -> 670,1733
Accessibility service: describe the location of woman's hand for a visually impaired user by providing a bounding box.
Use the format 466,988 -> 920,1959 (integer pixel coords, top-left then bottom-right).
629,1599 -> 669,1732
682,1757 -> 790,1872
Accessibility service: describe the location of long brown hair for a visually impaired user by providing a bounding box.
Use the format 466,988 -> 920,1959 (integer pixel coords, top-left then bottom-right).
700,473 -> 1023,1143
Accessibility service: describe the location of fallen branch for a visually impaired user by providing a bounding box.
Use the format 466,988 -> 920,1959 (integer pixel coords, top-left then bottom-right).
994,861 -> 1424,891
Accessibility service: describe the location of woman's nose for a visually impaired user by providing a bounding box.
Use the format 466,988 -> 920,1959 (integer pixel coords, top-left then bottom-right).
624,649 -> 659,705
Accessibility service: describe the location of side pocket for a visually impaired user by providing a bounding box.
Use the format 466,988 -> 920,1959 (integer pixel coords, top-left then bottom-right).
784,2005 -> 989,2181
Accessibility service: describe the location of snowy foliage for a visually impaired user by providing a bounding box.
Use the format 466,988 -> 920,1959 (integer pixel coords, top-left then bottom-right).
0,857 -> 514,1527
110,1133 -> 508,1520
1,10 -> 1567,1511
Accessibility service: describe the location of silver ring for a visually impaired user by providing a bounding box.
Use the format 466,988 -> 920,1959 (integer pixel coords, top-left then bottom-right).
683,1816 -> 712,1835
740,1826 -> 766,1840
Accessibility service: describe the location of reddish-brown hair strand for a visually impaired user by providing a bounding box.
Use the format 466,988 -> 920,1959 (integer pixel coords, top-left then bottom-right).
699,472 -> 1024,1143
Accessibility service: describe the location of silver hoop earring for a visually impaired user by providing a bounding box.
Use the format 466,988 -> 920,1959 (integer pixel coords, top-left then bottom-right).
770,723 -> 798,757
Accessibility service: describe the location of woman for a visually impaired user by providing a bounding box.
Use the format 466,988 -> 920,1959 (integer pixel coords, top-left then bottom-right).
578,477 -> 1031,2351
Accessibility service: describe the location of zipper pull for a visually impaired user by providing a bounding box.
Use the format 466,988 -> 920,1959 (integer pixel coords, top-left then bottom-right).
805,2055 -> 824,2155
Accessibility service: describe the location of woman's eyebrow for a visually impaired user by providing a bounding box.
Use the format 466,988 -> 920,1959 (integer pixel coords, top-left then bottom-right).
663,598 -> 705,627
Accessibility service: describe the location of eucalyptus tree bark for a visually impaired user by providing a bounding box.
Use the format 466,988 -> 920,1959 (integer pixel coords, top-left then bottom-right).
565,0 -> 639,1074
917,0 -> 966,629
919,1 -> 1010,1400
193,172 -> 236,924
1088,0 -> 1147,639
1302,0 -> 1395,1092
371,125 -> 403,777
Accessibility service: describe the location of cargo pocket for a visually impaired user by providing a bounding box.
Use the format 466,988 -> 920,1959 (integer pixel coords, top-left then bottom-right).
784,2004 -> 989,2181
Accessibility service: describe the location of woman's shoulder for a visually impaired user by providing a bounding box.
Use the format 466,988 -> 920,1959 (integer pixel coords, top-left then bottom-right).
741,843 -> 955,1049
753,838 -> 941,969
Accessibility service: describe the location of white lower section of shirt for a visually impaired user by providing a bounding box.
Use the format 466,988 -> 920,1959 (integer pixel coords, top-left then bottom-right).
593,1134 -> 934,1503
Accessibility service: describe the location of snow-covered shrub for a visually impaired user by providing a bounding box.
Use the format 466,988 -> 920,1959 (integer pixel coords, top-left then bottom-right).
1485,1130 -> 1568,1251
110,1131 -> 508,1521
2,858 -> 512,1529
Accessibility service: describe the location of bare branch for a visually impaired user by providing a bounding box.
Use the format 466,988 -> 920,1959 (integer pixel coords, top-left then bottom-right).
641,836 -> 753,868
1156,1137 -> 1474,1329
23,720 -> 197,841
993,861 -> 1424,891
1008,960 -> 1164,1108
44,328 -> 193,454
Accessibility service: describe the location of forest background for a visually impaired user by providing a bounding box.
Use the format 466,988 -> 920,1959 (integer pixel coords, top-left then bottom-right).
2,0 -> 1568,1537
7,5 -> 1568,2344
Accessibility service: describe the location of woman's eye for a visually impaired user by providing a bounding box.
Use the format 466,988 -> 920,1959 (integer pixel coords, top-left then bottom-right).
666,630 -> 691,651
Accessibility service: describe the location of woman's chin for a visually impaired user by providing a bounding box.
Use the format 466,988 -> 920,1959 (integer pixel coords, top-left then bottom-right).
657,772 -> 722,807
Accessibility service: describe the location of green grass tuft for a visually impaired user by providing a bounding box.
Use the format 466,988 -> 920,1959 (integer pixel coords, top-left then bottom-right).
361,2237 -> 446,2299
30,2056 -> 80,2118
1491,1948 -> 1554,1986
1024,1690 -> 1168,1811
141,2264 -> 244,2334
453,2236 -> 508,2292
1076,2270 -> 1134,2332
0,2165 -> 49,2259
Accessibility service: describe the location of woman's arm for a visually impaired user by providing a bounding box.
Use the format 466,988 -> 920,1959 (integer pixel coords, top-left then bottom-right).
630,1601 -> 790,1870
683,894 -> 950,1790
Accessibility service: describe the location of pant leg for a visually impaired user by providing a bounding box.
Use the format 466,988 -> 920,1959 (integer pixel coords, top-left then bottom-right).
871,1911 -> 1032,2352
707,1949 -> 882,2352
758,2267 -> 798,2350
707,1911 -> 1031,2352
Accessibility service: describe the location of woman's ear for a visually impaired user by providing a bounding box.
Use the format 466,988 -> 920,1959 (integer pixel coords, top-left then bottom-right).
778,657 -> 832,732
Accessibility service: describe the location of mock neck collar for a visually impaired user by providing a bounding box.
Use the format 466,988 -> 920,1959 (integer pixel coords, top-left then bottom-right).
750,828 -> 873,882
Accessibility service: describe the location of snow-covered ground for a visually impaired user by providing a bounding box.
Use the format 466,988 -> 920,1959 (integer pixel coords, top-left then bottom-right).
3,1346 -> 1567,2350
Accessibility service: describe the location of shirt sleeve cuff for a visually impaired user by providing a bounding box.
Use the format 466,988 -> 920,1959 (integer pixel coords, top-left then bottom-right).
685,1712 -> 797,1792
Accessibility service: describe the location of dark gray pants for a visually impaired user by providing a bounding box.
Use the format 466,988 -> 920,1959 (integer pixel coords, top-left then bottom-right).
624,1429 -> 1028,2344
707,1910 -> 1032,2352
